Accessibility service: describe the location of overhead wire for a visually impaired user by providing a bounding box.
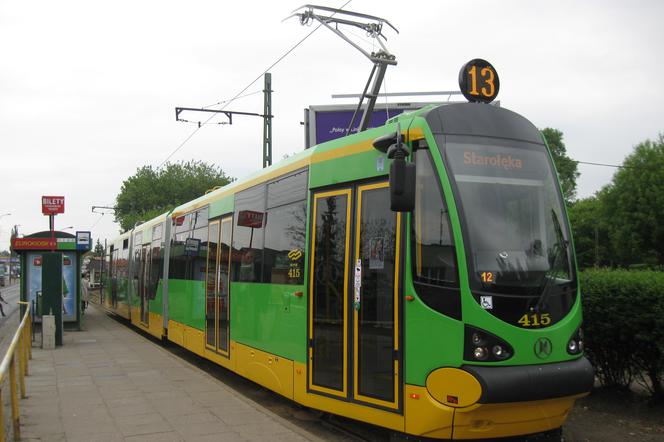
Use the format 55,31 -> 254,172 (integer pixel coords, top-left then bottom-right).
203,90 -> 263,110
90,213 -> 105,229
158,0 -> 354,169
574,160 -> 625,169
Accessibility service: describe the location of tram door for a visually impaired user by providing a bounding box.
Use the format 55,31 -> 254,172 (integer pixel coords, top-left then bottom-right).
309,182 -> 401,410
139,244 -> 150,325
205,216 -> 232,355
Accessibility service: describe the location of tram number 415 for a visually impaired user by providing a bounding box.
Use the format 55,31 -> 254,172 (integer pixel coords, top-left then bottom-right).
518,313 -> 552,327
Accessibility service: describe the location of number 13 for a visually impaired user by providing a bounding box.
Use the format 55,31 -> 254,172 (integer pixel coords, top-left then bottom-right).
468,66 -> 496,98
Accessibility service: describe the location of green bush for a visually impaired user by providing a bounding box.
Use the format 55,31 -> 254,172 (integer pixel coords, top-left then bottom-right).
581,269 -> 664,400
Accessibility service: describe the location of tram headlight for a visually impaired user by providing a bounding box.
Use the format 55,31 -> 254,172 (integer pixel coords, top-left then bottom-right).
464,325 -> 513,362
567,327 -> 584,355
492,344 -> 509,360
473,347 -> 488,360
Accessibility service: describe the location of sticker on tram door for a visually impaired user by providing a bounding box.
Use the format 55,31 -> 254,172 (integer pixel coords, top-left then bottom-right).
354,259 -> 362,310
480,296 -> 493,310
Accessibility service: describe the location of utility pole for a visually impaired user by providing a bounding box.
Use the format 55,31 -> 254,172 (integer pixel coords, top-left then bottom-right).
175,79 -> 274,169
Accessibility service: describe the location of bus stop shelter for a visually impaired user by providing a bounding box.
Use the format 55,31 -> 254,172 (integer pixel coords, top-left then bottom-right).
12,230 -> 91,337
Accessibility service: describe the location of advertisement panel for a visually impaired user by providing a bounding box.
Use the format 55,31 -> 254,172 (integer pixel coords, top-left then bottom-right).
62,253 -> 77,321
305,102 -> 446,148
26,253 -> 42,318
25,252 -> 77,322
313,108 -> 407,145
41,196 -> 65,215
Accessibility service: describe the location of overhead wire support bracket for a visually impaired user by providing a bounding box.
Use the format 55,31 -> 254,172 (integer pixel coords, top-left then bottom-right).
287,4 -> 398,134
175,107 -> 264,127
91,205 -> 117,214
175,72 -> 274,169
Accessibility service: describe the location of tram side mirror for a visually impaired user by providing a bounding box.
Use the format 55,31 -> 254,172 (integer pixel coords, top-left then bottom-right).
390,158 -> 415,212
373,129 -> 415,212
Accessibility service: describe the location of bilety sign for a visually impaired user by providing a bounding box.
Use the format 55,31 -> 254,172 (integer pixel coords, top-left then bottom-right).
42,196 -> 65,215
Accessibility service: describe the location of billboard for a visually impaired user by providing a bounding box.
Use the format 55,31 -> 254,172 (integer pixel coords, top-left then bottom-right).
304,102 -> 441,148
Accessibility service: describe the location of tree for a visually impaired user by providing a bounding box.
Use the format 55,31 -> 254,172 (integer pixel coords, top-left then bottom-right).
115,160 -> 234,231
541,128 -> 580,202
94,239 -> 104,255
602,134 -> 664,266
567,196 -> 612,269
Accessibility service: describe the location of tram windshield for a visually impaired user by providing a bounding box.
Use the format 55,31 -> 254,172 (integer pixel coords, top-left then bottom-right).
439,135 -> 575,298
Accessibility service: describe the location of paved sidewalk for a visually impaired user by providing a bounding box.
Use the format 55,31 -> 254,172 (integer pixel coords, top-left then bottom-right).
20,305 -> 321,441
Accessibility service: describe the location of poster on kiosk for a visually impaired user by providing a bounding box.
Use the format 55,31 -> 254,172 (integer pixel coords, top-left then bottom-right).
24,254 -> 77,322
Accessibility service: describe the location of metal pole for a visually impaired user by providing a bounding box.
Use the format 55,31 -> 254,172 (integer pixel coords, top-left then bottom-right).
358,61 -> 389,132
18,334 -> 26,399
0,388 -> 4,442
101,239 -> 107,303
9,355 -> 20,440
263,73 -> 273,168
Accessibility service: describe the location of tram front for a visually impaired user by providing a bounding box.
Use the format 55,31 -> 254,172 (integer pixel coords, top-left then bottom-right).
381,60 -> 594,440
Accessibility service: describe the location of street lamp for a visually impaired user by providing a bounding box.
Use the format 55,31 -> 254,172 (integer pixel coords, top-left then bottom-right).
8,224 -> 21,285
0,214 -> 12,285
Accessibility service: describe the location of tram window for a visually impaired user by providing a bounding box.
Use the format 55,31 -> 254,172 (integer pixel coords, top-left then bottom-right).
267,169 -> 308,208
170,209 -> 210,281
411,149 -> 461,319
118,246 -> 129,279
194,207 -> 209,229
149,229 -> 163,299
263,201 -> 306,285
109,246 -> 115,277
232,184 -> 266,283
412,150 -> 458,285
177,213 -> 192,233
152,223 -> 163,241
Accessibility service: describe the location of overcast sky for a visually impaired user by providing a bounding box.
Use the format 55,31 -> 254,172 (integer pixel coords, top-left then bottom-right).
1,0 -> 662,250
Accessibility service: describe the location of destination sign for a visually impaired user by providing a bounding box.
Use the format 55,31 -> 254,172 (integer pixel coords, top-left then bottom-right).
458,59 -> 500,104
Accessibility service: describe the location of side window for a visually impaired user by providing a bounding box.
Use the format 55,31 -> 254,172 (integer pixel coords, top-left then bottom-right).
263,170 -> 308,284
133,232 -> 143,278
232,185 -> 266,282
411,148 -> 461,319
231,169 -> 308,284
149,223 -> 164,299
170,208 -> 209,281
109,245 -> 115,278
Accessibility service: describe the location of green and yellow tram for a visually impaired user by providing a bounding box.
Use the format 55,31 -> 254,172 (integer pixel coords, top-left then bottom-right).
102,61 -> 593,439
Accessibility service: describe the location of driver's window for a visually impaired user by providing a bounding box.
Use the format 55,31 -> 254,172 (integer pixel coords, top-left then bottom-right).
411,149 -> 458,286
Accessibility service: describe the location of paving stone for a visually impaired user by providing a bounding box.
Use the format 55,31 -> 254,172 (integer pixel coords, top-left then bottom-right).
18,305 -> 321,441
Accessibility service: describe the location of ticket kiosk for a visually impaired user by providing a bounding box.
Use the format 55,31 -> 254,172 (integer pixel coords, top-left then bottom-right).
12,231 -> 91,344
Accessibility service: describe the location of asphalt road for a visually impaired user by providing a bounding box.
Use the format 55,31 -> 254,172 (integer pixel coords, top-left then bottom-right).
0,281 -> 20,322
